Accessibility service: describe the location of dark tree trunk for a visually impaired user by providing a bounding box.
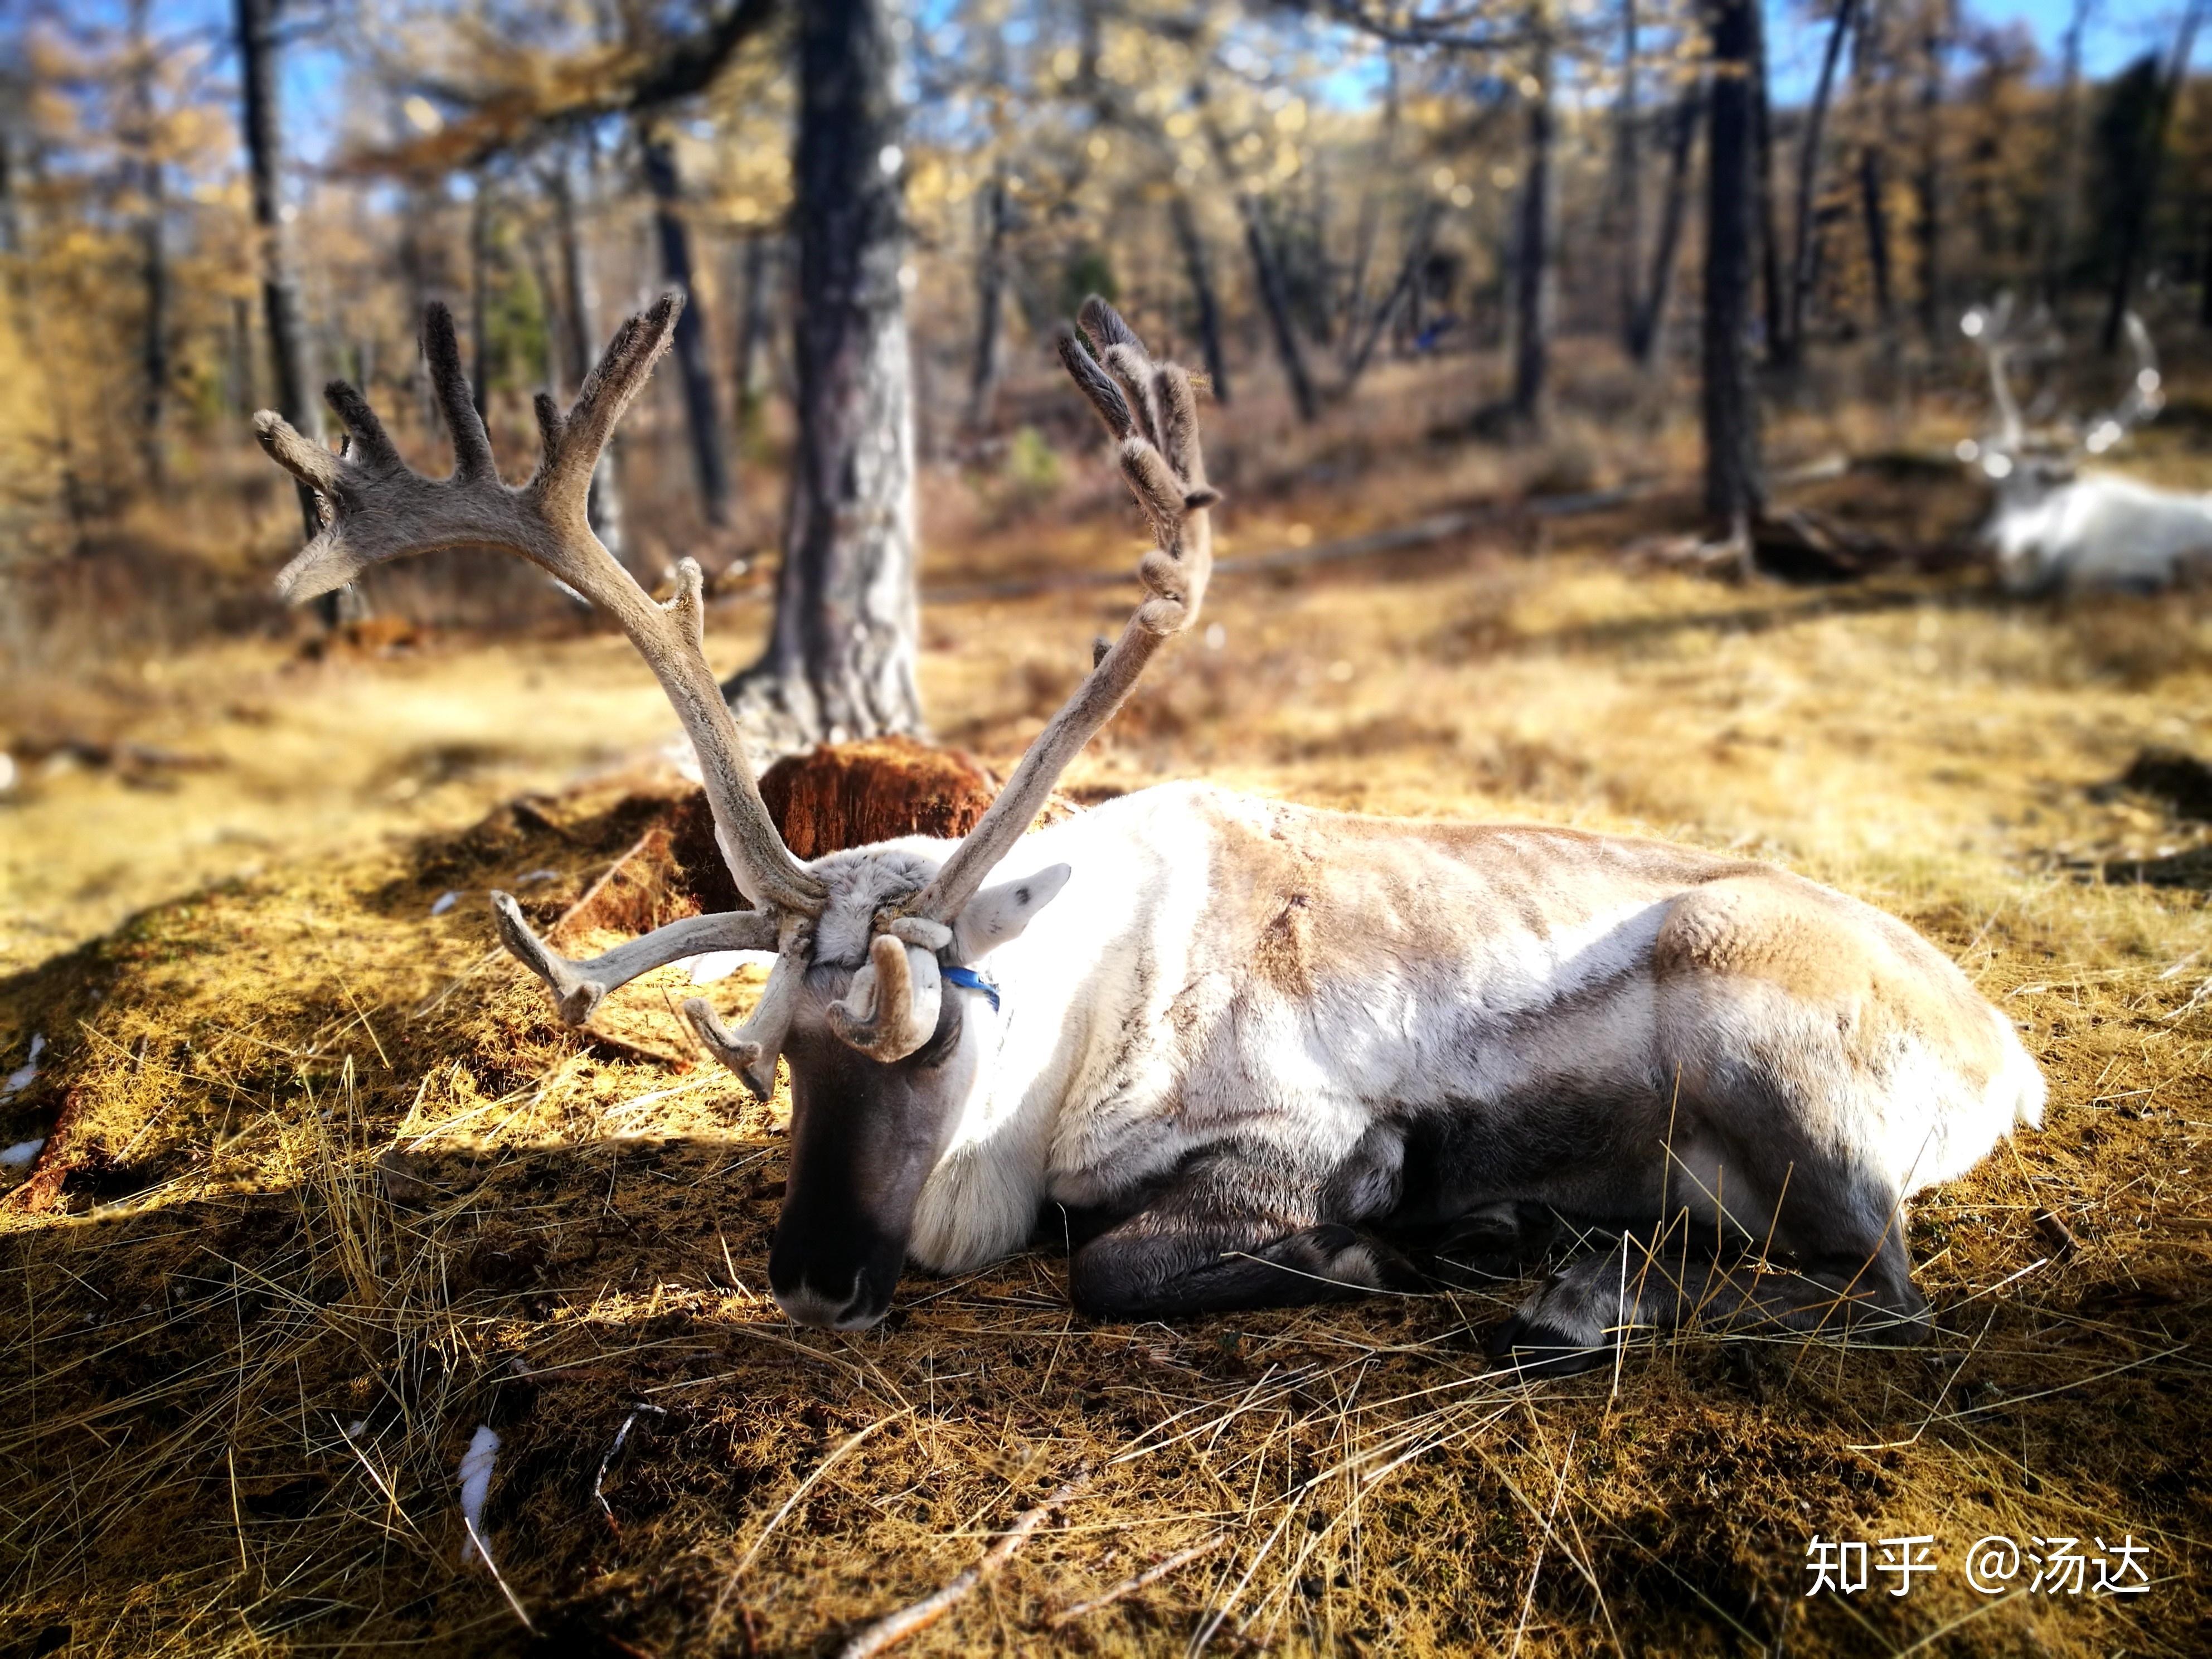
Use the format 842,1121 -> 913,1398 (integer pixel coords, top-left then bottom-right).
726,0 -> 921,749
1750,0 -> 1786,361
549,151 -> 627,567
234,0 -> 321,542
1238,190 -> 1319,421
642,128 -> 733,528
1854,0 -> 1896,331
2036,0 -> 2092,309
129,0 -> 167,485
1704,0 -> 1765,535
1170,193 -> 1230,402
2200,207 -> 2212,328
1344,201 -> 1441,390
1913,0 -> 1949,343
1858,142 -> 1894,327
1778,0 -> 1857,369
1510,26 -> 1555,429
1613,0 -> 1643,352
137,178 -> 169,483
733,231 -> 774,424
965,172 -> 1010,431
1630,81 -> 1702,367
2100,2 -> 2202,354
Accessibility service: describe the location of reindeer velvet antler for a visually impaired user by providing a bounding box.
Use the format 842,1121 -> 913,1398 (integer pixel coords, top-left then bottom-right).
910,298 -> 1216,929
256,295 -> 824,918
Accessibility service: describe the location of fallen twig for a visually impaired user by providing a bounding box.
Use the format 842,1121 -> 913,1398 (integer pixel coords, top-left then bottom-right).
593,1403 -> 668,1533
3,1086 -> 90,1215
1047,1532 -> 1226,1627
836,1467 -> 1094,1658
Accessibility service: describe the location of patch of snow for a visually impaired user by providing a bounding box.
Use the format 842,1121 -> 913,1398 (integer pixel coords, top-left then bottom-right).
430,890 -> 460,916
2,1138 -> 44,1167
3,1034 -> 45,1097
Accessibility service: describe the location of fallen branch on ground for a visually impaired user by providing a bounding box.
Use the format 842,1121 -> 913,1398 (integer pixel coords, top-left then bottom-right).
836,1468 -> 1094,1658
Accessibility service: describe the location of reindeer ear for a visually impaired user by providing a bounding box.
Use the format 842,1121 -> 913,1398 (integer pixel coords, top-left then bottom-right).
953,865 -> 1073,961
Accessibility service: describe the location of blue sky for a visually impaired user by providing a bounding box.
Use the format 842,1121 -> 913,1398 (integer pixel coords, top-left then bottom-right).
1766,0 -> 2203,101
145,0 -> 2212,172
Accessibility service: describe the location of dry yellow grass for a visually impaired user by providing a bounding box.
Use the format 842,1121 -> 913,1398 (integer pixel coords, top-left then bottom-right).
3,444 -> 2210,1657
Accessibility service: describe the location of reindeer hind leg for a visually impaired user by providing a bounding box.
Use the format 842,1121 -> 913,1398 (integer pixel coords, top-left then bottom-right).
1488,1105 -> 1932,1378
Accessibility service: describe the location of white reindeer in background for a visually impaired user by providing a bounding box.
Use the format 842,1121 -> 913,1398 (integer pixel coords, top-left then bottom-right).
253,294 -> 2043,1377
1958,298 -> 2212,593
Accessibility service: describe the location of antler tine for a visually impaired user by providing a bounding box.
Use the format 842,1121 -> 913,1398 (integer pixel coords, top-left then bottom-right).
423,303 -> 497,482
683,915 -> 813,1099
914,299 -> 1215,926
1081,298 -> 1164,452
1078,294 -> 1143,352
826,934 -> 943,1059
533,294 -> 682,518
1962,298 -> 2024,457
491,893 -> 777,1026
2084,312 -> 2164,455
252,293 -> 826,916
1055,328 -> 1134,441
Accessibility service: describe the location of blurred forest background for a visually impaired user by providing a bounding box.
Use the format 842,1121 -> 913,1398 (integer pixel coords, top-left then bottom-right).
4,0 -> 2211,948
3,0 -> 2206,667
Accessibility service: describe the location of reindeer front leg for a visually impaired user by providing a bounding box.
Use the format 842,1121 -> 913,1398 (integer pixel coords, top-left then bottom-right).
1065,1142 -> 1421,1320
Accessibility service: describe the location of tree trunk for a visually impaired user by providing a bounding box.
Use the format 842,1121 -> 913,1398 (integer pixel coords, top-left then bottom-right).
2100,1 -> 2202,354
1344,201 -> 1442,390
1703,0 -> 1765,535
1170,192 -> 1230,402
1913,0 -> 1949,343
964,172 -> 1010,431
733,231 -> 774,425
1613,0 -> 1643,356
1630,81 -> 1702,367
726,0 -> 921,749
641,127 -> 734,529
1510,19 -> 1555,429
1238,190 -> 1319,421
2200,208 -> 2212,328
1778,0 -> 1857,370
1854,0 -> 1896,331
2036,0 -> 2092,309
234,0 -> 321,544
549,151 -> 628,568
1750,0 -> 1786,361
128,0 -> 168,485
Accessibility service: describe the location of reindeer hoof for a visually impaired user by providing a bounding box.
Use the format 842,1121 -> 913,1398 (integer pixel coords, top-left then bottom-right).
1485,1314 -> 1610,1379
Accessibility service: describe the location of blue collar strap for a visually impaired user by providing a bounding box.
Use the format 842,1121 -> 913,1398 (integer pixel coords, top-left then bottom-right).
940,964 -> 1000,1012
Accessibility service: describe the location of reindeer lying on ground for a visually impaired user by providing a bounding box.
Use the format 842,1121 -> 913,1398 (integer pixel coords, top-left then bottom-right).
1959,299 -> 2212,593
255,295 -> 2043,1375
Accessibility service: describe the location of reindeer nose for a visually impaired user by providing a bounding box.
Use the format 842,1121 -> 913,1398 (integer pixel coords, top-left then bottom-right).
773,1277 -> 884,1331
